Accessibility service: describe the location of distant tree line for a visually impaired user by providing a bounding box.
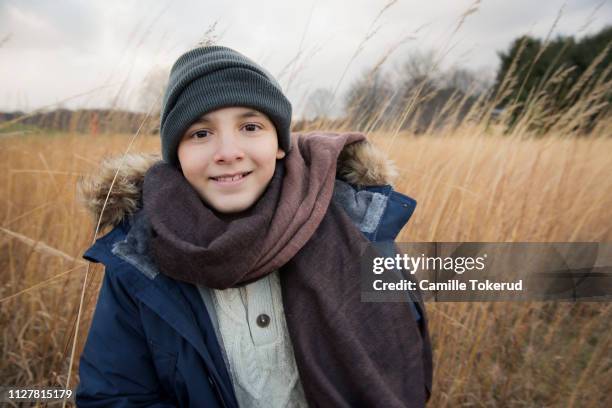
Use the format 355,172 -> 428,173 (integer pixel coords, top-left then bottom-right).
3,26 -> 609,136
492,25 -> 611,133
299,25 -> 611,135
299,49 -> 493,133
0,109 -> 157,135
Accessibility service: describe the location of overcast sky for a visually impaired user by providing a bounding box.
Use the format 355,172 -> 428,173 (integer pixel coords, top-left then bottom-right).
1,0 -> 610,118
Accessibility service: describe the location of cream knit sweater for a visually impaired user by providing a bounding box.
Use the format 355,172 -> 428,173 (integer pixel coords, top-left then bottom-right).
198,271 -> 308,408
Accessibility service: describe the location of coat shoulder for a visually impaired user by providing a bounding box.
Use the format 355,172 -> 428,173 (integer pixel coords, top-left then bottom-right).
336,139 -> 397,187
77,153 -> 161,232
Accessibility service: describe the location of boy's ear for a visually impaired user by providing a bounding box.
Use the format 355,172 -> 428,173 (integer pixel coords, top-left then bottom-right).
276,149 -> 286,159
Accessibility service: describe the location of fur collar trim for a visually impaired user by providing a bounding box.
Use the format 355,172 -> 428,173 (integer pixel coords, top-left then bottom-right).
77,134 -> 397,231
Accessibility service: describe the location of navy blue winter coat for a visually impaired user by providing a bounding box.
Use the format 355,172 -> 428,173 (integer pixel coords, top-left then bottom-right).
76,145 -> 433,407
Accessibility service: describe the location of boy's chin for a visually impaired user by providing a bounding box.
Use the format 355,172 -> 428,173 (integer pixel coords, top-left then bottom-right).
204,196 -> 258,215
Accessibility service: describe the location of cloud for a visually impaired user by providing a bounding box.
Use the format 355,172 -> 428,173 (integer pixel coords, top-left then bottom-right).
0,0 -> 610,115
0,0 -> 102,53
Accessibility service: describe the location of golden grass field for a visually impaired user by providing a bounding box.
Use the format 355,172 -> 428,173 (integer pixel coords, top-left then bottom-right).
0,123 -> 610,406
1,8 -> 611,404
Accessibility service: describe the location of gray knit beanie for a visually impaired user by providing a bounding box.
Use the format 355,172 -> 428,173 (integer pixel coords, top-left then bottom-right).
159,45 -> 293,166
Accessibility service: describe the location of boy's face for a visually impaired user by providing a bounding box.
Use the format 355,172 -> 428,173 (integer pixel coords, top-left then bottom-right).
177,106 -> 286,213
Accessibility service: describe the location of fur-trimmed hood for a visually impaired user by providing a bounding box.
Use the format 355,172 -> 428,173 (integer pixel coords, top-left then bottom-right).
77,134 -> 398,232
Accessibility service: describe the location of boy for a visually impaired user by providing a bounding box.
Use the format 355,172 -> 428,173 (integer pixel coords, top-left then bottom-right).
77,45 -> 432,407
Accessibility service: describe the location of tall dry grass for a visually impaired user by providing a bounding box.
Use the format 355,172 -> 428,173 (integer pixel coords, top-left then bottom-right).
1,3 -> 611,406
1,127 -> 610,406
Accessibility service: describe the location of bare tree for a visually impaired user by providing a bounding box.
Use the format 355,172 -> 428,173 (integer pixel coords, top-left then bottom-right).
443,66 -> 494,95
344,70 -> 394,130
385,50 -> 489,132
304,88 -> 335,120
396,49 -> 441,85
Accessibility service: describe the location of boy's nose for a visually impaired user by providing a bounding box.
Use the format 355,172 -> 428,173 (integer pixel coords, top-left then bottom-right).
213,133 -> 245,163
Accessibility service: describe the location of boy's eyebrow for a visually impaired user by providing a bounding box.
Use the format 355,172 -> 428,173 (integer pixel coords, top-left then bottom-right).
195,110 -> 264,124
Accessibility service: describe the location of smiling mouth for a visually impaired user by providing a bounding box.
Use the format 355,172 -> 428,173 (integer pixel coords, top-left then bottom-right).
210,171 -> 252,182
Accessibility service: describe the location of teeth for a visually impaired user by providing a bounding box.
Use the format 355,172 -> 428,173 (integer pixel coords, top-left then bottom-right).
214,172 -> 247,182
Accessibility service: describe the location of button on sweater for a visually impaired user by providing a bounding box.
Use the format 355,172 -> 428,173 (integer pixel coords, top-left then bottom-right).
198,271 -> 309,408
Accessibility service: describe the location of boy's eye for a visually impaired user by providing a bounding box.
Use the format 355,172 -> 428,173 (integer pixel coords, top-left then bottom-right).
192,130 -> 209,139
244,123 -> 261,132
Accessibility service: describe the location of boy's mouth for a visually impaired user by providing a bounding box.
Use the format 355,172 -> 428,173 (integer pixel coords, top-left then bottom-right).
209,171 -> 252,183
